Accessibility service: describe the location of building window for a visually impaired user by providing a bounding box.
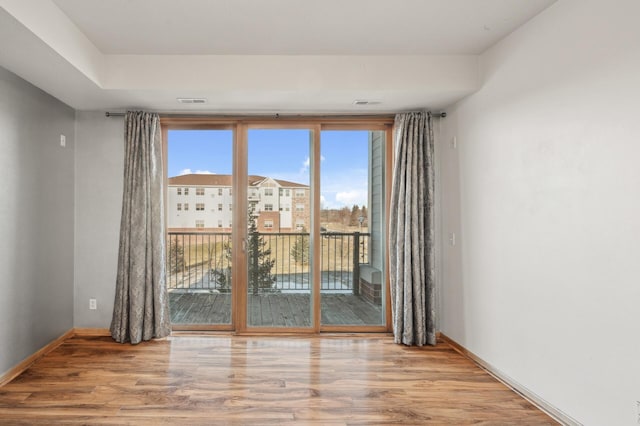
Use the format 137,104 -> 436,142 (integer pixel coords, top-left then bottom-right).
264,220 -> 273,229
286,189 -> 290,196
264,188 -> 273,196
196,203 -> 204,211
195,220 -> 204,228
279,188 -> 283,196
264,204 -> 273,211
218,188 -> 223,196
229,204 -> 232,211
177,203 -> 182,211
184,203 -> 189,211
218,220 -> 223,228
296,221 -> 305,231
296,204 -> 304,212
184,188 -> 189,195
196,188 -> 204,196
218,203 -> 223,211
295,190 -> 305,197
229,188 -> 232,196
177,188 -> 182,195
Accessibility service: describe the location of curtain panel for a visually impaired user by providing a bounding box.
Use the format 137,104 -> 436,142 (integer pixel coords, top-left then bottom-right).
110,111 -> 171,344
389,111 -> 436,346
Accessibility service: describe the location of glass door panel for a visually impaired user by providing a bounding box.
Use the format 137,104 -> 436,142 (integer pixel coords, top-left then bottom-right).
166,129 -> 234,326
320,130 -> 386,326
246,129 -> 313,328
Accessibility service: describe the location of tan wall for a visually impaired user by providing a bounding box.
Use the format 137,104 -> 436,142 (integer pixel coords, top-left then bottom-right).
292,189 -> 310,230
257,211 -> 280,232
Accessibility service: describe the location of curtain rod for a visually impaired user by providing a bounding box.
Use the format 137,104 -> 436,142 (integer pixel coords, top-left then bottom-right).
105,111 -> 446,118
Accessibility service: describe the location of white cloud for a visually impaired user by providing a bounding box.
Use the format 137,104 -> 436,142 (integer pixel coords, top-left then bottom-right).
299,155 -> 326,174
178,168 -> 215,175
335,190 -> 367,207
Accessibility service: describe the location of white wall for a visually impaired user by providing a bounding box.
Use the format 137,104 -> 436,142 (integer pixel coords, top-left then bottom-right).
74,111 -> 123,327
439,1 -> 640,424
0,66 -> 75,376
167,186 -> 234,229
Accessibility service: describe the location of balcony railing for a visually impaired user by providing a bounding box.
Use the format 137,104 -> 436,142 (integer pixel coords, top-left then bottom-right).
167,231 -> 369,293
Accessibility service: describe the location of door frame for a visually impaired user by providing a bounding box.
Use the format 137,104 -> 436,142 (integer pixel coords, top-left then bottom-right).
162,116 -> 394,333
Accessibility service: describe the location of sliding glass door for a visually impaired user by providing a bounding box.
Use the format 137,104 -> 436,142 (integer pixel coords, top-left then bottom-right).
320,130 -> 386,327
246,129 -> 313,329
166,129 -> 234,328
164,120 -> 390,332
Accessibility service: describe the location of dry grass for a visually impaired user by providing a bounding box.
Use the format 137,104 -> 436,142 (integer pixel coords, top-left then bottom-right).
167,228 -> 369,288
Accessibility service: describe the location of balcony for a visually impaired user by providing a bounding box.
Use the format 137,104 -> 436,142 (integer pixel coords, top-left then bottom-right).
167,231 -> 383,326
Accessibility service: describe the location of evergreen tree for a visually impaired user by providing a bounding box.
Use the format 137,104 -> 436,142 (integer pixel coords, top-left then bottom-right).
210,204 -> 276,294
247,203 -> 276,294
360,205 -> 368,227
168,235 -> 185,274
350,204 -> 361,226
290,226 -> 309,265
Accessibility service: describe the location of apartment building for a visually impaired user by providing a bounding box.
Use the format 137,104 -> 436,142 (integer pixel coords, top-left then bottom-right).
168,174 -> 310,232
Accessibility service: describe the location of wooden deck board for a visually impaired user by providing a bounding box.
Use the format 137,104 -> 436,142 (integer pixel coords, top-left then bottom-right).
170,292 -> 382,326
0,335 -> 557,425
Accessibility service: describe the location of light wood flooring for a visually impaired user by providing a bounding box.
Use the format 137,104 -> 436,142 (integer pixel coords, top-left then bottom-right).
0,335 -> 556,425
169,292 -> 383,326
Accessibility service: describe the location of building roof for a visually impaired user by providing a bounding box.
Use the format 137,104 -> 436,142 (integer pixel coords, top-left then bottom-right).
168,174 -> 308,188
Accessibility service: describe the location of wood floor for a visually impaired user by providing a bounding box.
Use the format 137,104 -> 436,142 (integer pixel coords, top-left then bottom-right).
0,335 -> 556,425
169,292 -> 383,326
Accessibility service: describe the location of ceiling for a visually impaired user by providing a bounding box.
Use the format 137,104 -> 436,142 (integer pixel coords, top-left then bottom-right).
0,0 -> 556,112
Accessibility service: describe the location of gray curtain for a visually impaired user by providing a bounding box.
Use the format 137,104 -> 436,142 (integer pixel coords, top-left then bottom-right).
110,111 -> 171,344
389,111 -> 436,346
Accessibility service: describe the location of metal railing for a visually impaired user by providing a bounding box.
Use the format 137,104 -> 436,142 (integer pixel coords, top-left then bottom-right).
167,231 -> 369,293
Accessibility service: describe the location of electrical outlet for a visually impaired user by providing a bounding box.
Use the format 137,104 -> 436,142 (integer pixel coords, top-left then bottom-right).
89,298 -> 97,310
60,134 -> 66,147
449,232 -> 456,246
450,136 -> 457,149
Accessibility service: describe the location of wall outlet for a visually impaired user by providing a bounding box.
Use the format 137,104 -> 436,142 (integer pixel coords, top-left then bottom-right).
450,136 -> 457,149
449,232 -> 456,246
60,134 -> 66,147
89,298 -> 97,310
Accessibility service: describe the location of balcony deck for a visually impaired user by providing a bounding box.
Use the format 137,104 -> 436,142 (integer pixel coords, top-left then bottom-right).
169,291 -> 383,326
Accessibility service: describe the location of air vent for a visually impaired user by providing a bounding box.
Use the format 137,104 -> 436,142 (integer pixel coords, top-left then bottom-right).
353,100 -> 382,106
177,98 -> 207,104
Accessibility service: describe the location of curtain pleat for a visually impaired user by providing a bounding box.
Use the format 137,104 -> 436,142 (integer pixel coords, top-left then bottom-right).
389,111 -> 436,346
110,111 -> 171,344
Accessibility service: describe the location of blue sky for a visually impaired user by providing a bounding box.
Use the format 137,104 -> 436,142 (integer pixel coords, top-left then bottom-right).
167,129 -> 369,208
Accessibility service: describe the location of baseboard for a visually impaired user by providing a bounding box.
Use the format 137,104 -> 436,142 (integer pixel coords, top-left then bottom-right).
0,328 -> 75,387
73,327 -> 111,336
439,334 -> 581,426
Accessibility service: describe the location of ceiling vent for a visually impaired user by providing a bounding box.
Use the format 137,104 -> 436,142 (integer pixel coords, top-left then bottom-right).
353,100 -> 382,106
177,97 -> 207,104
